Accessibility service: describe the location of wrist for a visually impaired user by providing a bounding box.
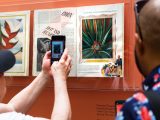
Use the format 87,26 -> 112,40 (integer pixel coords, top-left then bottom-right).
54,77 -> 67,87
54,79 -> 68,93
40,71 -> 51,80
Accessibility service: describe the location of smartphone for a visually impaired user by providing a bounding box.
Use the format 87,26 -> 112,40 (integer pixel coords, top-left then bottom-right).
51,35 -> 65,64
115,100 -> 125,116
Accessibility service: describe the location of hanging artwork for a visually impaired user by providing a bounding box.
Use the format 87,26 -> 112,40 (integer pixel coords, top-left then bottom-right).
77,4 -> 124,77
0,11 -> 30,76
33,3 -> 124,77
33,8 -> 77,76
82,17 -> 114,59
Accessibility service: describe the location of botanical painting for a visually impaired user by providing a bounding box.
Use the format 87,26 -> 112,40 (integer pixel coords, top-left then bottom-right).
0,11 -> 30,76
77,3 -> 124,77
81,16 -> 123,77
82,17 -> 113,59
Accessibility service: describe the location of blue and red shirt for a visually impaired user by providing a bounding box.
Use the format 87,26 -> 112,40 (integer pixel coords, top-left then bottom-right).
116,66 -> 160,120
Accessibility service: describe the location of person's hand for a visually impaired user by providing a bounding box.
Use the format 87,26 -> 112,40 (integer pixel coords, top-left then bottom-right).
41,51 -> 52,78
51,48 -> 72,82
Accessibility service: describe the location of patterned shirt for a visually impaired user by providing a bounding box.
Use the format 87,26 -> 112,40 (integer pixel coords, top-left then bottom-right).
116,66 -> 160,120
0,112 -> 40,120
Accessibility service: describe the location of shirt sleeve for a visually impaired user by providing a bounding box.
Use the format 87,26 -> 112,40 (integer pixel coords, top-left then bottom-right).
115,92 -> 156,120
116,99 -> 136,120
0,112 -> 37,120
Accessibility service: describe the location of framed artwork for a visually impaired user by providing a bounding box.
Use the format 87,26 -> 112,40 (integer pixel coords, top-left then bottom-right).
81,15 -> 116,61
0,11 -> 30,76
33,8 -> 77,76
33,3 -> 124,77
77,4 -> 124,77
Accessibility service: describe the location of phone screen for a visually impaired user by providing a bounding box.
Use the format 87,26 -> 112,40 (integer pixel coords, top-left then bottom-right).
115,100 -> 125,116
51,35 -> 65,64
52,41 -> 64,59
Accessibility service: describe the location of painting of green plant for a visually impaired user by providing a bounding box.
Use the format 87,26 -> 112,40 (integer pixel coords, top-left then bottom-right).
82,18 -> 113,59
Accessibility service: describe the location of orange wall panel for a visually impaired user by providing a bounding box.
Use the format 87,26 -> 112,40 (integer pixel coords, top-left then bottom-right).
3,86 -> 134,120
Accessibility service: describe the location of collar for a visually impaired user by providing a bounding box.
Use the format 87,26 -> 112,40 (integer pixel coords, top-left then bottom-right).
142,65 -> 160,91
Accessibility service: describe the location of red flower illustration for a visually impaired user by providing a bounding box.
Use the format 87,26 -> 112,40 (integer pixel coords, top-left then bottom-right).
0,20 -> 19,49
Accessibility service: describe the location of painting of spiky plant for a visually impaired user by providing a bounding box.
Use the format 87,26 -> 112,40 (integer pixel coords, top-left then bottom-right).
82,17 -> 113,59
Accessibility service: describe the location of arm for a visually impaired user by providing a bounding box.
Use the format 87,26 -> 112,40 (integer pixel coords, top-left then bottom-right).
8,72 -> 50,113
8,51 -> 52,113
51,49 -> 72,120
1,49 -> 72,120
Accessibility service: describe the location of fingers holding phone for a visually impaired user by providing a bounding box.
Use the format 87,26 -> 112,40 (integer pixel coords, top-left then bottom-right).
50,35 -> 72,81
41,51 -> 53,78
51,48 -> 72,81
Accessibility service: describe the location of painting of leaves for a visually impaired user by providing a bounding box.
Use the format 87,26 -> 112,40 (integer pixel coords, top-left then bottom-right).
0,11 -> 30,76
82,17 -> 113,59
0,19 -> 23,64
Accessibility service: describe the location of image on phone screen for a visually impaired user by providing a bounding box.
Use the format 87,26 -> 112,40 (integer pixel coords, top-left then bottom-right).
51,35 -> 65,64
52,41 -> 64,59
